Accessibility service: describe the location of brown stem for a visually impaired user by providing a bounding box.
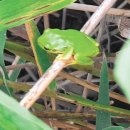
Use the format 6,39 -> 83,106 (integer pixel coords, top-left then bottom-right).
59,71 -> 128,104
81,0 -> 117,34
35,111 -> 130,124
20,60 -> 67,109
67,3 -> 130,17
42,119 -> 89,130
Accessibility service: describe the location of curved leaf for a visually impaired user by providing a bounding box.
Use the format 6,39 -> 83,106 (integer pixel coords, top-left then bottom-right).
114,40 -> 130,101
0,90 -> 52,130
0,31 -> 12,96
0,0 -> 75,30
25,21 -> 56,90
59,93 -> 130,117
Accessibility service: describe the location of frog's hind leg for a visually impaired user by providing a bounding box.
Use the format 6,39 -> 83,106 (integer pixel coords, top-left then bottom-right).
75,54 -> 94,65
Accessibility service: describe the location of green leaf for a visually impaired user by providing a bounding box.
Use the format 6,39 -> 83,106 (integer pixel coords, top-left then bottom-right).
0,31 -> 12,96
25,21 -> 56,90
0,31 -> 8,77
5,40 -> 34,63
0,90 -> 52,130
117,123 -> 130,128
58,93 -> 130,117
0,0 -> 75,31
96,55 -> 111,130
114,40 -> 130,101
102,126 -> 125,130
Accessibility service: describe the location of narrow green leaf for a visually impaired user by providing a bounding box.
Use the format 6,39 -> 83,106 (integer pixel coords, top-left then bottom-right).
117,123 -> 130,128
102,126 -> 125,130
0,31 -> 8,78
58,93 -> 130,117
0,90 -> 52,130
96,55 -> 111,130
0,31 -> 12,95
5,40 -> 34,63
0,0 -> 75,31
114,40 -> 130,101
25,21 -> 56,90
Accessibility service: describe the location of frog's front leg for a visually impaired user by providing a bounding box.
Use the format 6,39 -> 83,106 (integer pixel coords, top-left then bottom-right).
74,54 -> 94,65
55,47 -> 75,65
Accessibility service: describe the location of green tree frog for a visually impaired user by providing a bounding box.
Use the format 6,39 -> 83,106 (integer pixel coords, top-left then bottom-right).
38,29 -> 99,65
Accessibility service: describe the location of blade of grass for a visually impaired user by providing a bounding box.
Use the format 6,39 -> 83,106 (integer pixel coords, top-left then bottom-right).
96,55 -> 111,130
0,31 -> 12,96
5,40 -> 34,63
57,93 -> 130,118
25,21 -> 56,90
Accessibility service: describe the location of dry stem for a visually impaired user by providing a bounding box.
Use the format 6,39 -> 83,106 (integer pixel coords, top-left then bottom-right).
20,60 -> 67,109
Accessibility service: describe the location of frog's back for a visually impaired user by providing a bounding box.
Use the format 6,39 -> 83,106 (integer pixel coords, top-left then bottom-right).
64,29 -> 99,56
39,28 -> 99,56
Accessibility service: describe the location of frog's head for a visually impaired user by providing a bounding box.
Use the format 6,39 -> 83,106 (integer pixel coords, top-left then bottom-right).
38,29 -> 70,54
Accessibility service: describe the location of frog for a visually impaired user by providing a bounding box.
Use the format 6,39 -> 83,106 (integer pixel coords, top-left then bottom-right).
38,28 -> 99,65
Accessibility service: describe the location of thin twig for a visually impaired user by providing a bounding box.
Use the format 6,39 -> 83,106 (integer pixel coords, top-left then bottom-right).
61,9 -> 67,29
59,71 -> 129,104
67,2 -> 130,17
75,74 -> 91,112
43,15 -> 50,29
20,60 -> 67,109
81,0 -> 117,34
8,56 -> 21,77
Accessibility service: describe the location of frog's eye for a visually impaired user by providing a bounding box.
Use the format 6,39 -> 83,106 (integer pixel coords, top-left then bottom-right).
44,47 -> 51,51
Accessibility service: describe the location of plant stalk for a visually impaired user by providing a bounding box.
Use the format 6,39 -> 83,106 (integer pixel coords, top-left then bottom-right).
20,59 -> 67,109
81,0 -> 117,34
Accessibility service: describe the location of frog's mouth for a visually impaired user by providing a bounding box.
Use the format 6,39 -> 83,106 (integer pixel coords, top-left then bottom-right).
44,47 -> 63,54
